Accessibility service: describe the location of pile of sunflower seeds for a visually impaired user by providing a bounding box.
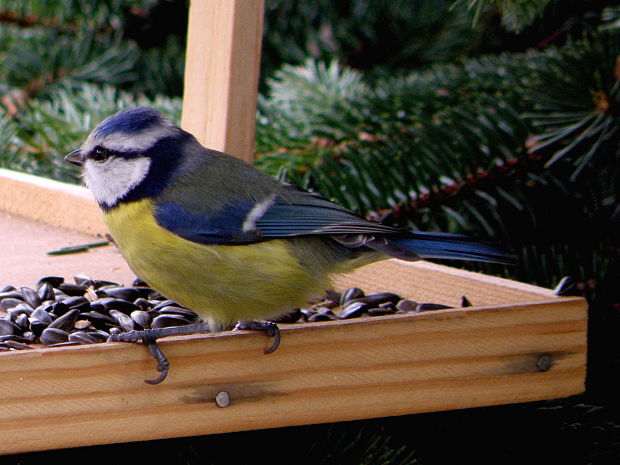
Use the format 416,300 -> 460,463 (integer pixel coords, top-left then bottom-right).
271,287 -> 469,323
0,275 -> 200,351
0,275 -> 467,351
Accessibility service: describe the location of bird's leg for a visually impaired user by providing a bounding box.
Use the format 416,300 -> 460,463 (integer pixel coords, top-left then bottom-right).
142,333 -> 170,385
234,320 -> 281,354
108,322 -> 211,384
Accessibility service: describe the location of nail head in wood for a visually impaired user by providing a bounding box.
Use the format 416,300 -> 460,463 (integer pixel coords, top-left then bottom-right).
216,391 -> 231,408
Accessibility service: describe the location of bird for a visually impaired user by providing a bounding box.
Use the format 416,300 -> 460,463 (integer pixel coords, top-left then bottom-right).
66,106 -> 514,383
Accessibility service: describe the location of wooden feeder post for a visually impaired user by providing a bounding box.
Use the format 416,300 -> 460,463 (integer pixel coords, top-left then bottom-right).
181,0 -> 265,163
0,0 -> 588,456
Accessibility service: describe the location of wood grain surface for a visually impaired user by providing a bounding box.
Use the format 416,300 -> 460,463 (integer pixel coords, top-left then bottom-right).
0,296 -> 587,454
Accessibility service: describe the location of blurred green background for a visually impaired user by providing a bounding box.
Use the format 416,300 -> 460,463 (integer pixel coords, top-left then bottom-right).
1,1 -> 619,463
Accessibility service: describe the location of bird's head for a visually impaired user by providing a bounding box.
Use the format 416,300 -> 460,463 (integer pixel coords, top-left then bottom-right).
66,107 -> 186,209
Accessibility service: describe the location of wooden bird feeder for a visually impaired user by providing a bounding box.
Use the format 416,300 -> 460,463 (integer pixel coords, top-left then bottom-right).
0,0 -> 587,456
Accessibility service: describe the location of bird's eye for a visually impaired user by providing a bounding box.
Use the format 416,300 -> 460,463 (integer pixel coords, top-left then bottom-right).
92,146 -> 111,162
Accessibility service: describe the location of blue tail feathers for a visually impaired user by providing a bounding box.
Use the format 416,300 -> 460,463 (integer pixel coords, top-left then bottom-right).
388,232 -> 515,264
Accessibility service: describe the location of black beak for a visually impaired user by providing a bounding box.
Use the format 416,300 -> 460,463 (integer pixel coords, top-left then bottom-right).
65,150 -> 84,166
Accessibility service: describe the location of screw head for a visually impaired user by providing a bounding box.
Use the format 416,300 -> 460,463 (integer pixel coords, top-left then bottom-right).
215,391 -> 230,408
536,354 -> 552,372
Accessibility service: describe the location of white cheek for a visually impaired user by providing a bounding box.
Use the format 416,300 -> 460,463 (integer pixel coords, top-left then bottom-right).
83,157 -> 151,206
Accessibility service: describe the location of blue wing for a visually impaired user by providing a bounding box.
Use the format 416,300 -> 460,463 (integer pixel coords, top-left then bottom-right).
154,184 -> 401,245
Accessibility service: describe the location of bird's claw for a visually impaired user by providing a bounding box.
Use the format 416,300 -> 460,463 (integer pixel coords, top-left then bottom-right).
108,329 -> 170,384
235,320 -> 281,354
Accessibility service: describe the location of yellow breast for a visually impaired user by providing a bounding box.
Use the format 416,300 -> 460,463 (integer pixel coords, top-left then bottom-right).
103,199 -> 328,329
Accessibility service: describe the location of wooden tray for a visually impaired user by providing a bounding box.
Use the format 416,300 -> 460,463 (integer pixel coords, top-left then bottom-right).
0,169 -> 587,455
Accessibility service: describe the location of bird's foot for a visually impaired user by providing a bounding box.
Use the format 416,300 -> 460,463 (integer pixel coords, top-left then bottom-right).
234,320 -> 281,354
108,322 -> 211,384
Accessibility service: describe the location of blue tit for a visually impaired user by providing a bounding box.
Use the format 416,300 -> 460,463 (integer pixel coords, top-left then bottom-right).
66,107 -> 513,383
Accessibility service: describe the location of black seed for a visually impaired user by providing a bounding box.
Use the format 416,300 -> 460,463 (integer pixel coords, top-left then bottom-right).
20,287 -> 42,309
68,331 -> 101,344
554,276 -> 576,296
14,313 -> 29,331
37,276 -> 64,288
0,334 -> 33,343
48,309 -> 80,331
396,299 -> 418,313
130,310 -> 151,329
300,309 -> 315,321
0,298 -> 26,311
73,274 -> 93,286
461,295 -> 473,307
37,283 -> 55,302
415,302 -> 453,312
0,291 -> 24,301
53,289 -> 69,300
88,330 -> 110,341
151,300 -> 183,312
80,311 -> 116,329
63,296 -> 91,311
340,287 -> 365,307
31,308 -> 54,324
132,277 -> 148,287
365,292 -> 401,305
109,309 -> 135,332
157,306 -> 198,320
50,301 -> 70,316
100,287 -> 141,301
367,307 -> 396,316
148,290 -> 165,300
57,283 -> 86,296
28,319 -> 48,337
108,326 -> 122,336
307,313 -> 334,322
91,298 -> 141,314
8,304 -> 34,318
91,279 -> 120,289
3,340 -> 33,350
0,318 -> 19,336
151,314 -> 190,329
133,298 -> 152,311
339,301 -> 371,319
40,328 -> 70,346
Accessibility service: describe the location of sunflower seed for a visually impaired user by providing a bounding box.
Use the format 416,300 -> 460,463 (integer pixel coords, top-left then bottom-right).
339,301 -> 371,319
57,283 -> 87,296
37,282 -> 56,302
109,309 -> 135,332
151,314 -> 191,329
36,276 -> 64,288
340,287 -> 365,307
0,319 -> 19,336
395,299 -> 418,312
69,331 -> 101,344
130,310 -> 151,329
0,298 -> 26,311
48,309 -> 80,331
3,340 -> 33,350
20,287 -> 42,309
415,302 -> 453,312
40,328 -> 70,346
